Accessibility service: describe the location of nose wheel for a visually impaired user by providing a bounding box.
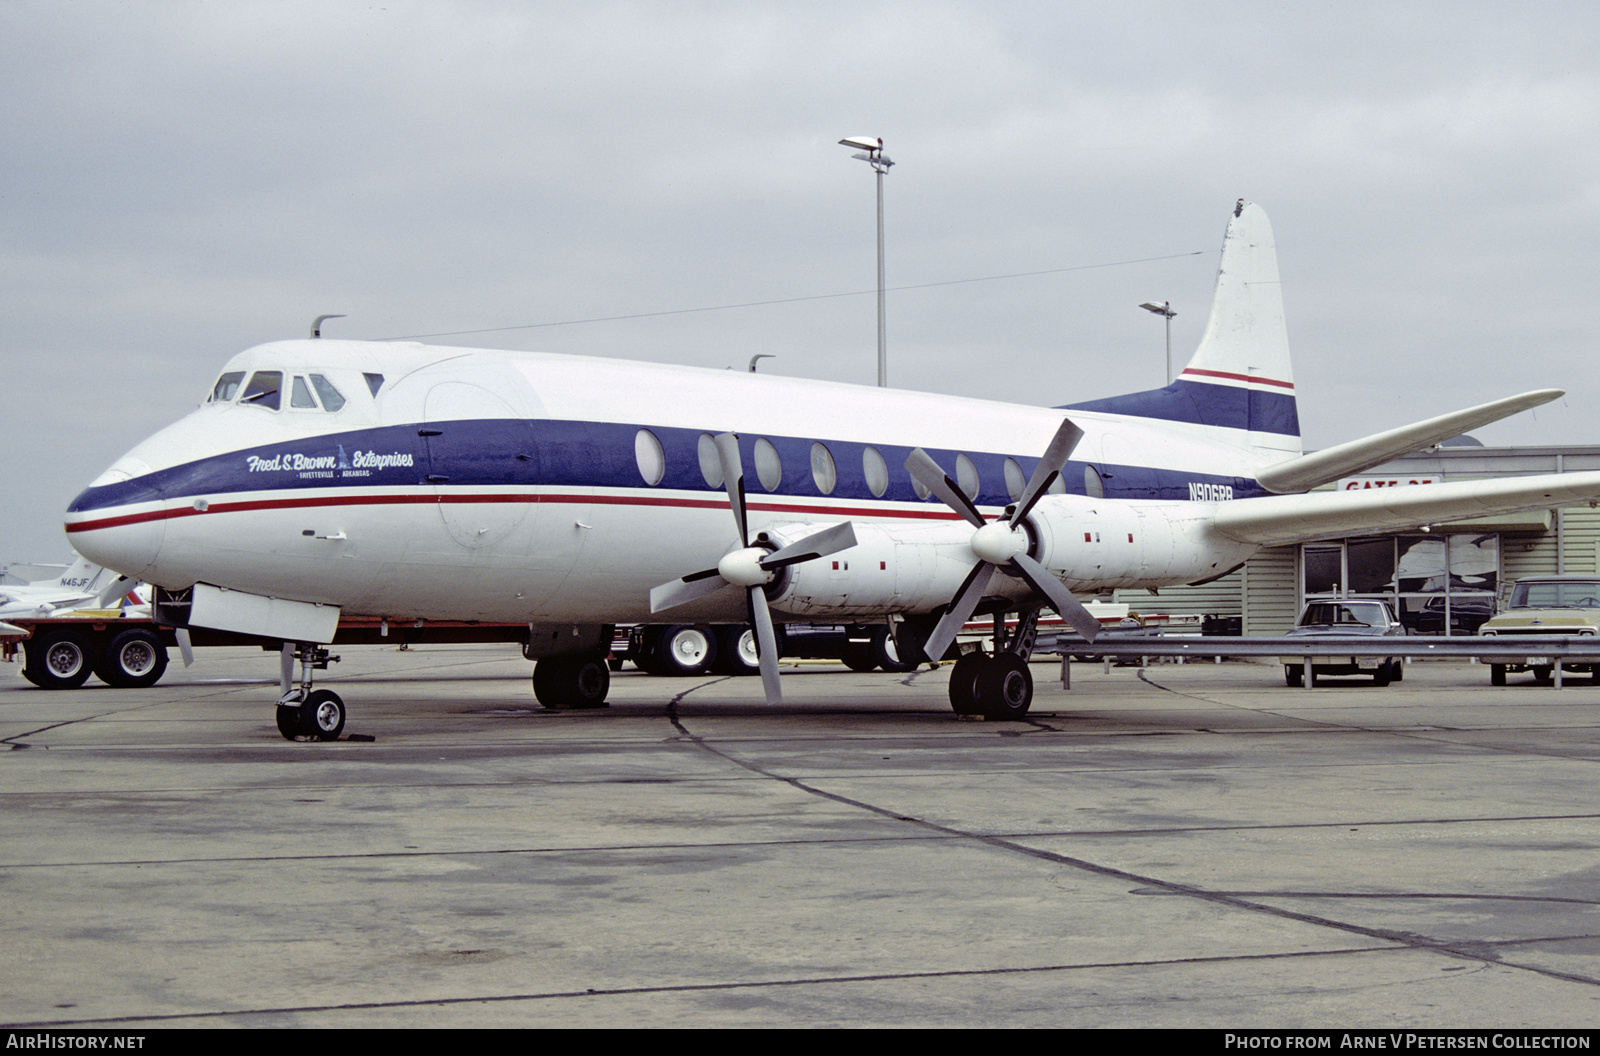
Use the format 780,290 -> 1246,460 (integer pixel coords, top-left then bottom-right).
275,643 -> 345,741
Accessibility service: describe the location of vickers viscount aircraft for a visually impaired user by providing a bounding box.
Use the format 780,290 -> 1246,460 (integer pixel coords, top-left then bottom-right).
64,202 -> 1600,739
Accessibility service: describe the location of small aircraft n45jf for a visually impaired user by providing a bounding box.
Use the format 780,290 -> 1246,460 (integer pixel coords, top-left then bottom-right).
65,202 -> 1600,737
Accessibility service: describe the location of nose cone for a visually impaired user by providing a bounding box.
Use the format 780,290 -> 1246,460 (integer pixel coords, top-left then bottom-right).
65,458 -> 167,581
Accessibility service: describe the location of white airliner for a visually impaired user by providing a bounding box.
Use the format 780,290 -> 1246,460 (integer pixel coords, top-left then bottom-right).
0,554 -> 133,629
64,202 -> 1600,739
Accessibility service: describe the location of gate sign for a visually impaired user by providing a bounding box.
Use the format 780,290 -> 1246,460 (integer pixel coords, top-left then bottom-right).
1338,475 -> 1438,490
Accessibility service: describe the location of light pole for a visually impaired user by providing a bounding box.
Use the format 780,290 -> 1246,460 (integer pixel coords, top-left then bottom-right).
839,137 -> 893,387
1139,301 -> 1177,384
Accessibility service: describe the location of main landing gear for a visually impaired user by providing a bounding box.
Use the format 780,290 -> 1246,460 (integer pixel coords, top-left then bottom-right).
531,653 -> 612,710
947,610 -> 1041,721
275,643 -> 346,741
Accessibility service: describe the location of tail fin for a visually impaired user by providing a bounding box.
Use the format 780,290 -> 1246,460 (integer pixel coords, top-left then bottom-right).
1064,200 -> 1301,461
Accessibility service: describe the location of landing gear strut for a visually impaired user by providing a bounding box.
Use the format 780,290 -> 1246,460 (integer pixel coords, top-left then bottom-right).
275,643 -> 345,741
947,610 -> 1040,721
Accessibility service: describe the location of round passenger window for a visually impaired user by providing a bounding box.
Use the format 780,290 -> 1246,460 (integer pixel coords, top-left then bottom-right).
635,429 -> 666,486
1003,458 -> 1026,502
698,433 -> 723,489
754,438 -> 783,492
862,446 -> 889,498
956,454 -> 980,502
810,443 -> 837,495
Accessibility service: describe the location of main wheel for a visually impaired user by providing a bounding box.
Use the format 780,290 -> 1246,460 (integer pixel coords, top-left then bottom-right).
299,689 -> 346,741
1373,665 -> 1391,687
871,626 -> 916,673
26,630 -> 93,690
840,641 -> 878,672
976,653 -> 1034,721
655,625 -> 716,676
533,656 -> 611,709
94,629 -> 168,688
947,652 -> 987,716
1490,664 -> 1507,686
1390,659 -> 1404,683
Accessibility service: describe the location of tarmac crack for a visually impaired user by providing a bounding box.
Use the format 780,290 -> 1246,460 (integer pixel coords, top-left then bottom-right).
666,709 -> 1600,993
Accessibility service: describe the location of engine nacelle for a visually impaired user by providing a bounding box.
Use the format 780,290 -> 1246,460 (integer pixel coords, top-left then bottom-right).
1025,494 -> 1254,590
766,521 -> 1029,618
764,496 -> 1254,619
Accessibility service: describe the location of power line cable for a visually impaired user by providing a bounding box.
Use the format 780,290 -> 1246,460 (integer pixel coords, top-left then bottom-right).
377,250 -> 1206,341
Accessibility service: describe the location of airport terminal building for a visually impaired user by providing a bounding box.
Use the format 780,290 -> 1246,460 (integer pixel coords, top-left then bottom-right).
1111,443 -> 1600,636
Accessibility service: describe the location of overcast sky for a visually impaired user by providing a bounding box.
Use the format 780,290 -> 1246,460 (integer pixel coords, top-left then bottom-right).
5,1 -> 1599,564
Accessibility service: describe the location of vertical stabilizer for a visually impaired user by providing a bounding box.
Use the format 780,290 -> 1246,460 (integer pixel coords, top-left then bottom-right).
1064,200 -> 1301,461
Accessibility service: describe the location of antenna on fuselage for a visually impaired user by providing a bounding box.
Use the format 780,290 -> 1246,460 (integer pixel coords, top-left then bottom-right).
748,354 -> 775,373
311,314 -> 346,338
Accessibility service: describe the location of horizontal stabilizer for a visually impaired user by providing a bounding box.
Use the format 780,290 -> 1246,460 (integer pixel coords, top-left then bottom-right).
1213,470 -> 1600,547
1254,390 -> 1563,494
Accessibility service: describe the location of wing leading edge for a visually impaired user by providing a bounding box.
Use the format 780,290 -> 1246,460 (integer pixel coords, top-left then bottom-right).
1212,470 -> 1600,548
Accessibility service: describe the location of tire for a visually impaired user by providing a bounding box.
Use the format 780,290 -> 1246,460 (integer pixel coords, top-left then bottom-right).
948,652 -> 986,716
655,625 -> 716,676
275,704 -> 304,740
871,626 -> 916,673
299,689 -> 346,741
26,630 -> 93,690
1391,659 -> 1404,683
840,642 -> 878,672
716,625 -> 761,675
607,655 -> 625,672
1533,666 -> 1554,685
94,629 -> 168,689
533,656 -> 611,709
1285,665 -> 1303,688
1373,665 -> 1391,688
1490,664 -> 1506,686
976,653 -> 1033,721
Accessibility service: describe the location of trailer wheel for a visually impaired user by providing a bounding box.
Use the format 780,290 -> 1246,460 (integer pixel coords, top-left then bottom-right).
95,629 -> 169,689
27,630 -> 93,690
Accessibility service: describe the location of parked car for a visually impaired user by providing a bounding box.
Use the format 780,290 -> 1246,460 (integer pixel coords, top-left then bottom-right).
1280,599 -> 1406,687
1408,595 -> 1496,635
1478,576 -> 1600,685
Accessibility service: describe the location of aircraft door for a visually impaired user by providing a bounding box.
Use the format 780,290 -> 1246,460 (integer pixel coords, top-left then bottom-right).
421,383 -> 536,549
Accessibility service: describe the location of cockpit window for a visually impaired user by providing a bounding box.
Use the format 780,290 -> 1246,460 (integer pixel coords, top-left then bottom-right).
310,374 -> 346,411
363,372 -> 384,397
290,376 -> 318,409
240,371 -> 283,410
210,372 -> 245,403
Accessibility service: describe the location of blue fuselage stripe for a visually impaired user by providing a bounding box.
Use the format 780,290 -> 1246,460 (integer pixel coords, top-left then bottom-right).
1063,380 -> 1300,438
67,418 -> 1268,515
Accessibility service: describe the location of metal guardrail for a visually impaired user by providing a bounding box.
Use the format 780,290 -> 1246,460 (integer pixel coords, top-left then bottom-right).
1039,633 -> 1600,689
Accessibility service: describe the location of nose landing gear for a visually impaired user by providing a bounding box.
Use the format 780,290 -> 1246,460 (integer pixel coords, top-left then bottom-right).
275,643 -> 345,741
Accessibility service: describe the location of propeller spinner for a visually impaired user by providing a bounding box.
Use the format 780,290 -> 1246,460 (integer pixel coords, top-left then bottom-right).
649,432 -> 857,704
904,418 -> 1102,663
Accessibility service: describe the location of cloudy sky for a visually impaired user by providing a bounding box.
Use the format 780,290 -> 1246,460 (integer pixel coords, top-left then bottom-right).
5,1 -> 1598,564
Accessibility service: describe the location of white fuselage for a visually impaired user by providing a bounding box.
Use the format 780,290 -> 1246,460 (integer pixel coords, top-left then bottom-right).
65,339 -> 1268,625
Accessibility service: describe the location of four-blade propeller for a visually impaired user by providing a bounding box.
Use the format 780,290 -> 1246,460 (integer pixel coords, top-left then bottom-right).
649,432 -> 857,704
904,418 -> 1102,663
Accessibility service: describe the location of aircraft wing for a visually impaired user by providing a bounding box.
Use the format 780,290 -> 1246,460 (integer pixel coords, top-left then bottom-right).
1254,390 -> 1563,494
1212,470 -> 1600,547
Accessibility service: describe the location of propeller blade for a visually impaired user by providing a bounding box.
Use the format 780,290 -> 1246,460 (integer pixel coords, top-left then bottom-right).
747,586 -> 783,704
920,561 -> 998,665
1010,552 -> 1101,642
1011,418 -> 1084,526
714,432 -> 749,544
759,521 -> 858,571
904,448 -> 986,528
650,571 -> 730,613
